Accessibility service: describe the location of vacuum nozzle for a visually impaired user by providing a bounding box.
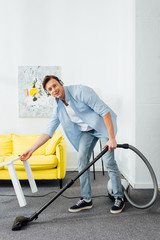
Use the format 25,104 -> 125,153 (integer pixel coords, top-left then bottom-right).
12,216 -> 29,231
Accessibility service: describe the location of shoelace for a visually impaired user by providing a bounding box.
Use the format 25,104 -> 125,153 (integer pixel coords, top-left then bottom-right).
114,199 -> 122,207
76,199 -> 84,206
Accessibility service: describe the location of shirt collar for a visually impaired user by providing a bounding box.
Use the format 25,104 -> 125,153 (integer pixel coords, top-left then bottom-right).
55,86 -> 70,104
63,86 -> 70,103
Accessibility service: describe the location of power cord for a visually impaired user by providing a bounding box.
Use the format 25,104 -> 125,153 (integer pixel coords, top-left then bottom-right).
0,169 -> 109,199
0,191 -> 109,199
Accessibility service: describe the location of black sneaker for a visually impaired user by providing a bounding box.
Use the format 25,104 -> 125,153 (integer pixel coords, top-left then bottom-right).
110,197 -> 125,214
68,198 -> 93,213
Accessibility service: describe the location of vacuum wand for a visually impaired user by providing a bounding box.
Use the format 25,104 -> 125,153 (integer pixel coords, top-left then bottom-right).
12,145 -> 110,231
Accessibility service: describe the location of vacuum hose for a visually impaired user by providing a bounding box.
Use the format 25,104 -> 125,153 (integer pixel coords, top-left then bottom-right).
117,144 -> 158,209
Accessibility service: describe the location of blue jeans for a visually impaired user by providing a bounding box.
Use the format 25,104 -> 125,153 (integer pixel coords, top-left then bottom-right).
78,130 -> 123,200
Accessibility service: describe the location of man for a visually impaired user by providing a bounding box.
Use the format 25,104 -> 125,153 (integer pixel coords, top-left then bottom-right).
20,75 -> 125,214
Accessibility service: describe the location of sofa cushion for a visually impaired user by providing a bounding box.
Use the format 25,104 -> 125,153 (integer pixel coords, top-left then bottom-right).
46,130 -> 63,155
0,135 -> 12,155
12,134 -> 50,156
4,155 -> 58,171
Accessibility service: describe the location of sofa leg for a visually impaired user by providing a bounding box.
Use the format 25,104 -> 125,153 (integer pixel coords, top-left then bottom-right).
59,179 -> 63,189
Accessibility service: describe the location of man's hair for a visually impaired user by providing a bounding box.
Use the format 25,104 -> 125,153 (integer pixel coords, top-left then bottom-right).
42,75 -> 64,90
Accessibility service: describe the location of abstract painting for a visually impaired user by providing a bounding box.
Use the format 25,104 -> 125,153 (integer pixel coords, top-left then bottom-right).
18,66 -> 61,117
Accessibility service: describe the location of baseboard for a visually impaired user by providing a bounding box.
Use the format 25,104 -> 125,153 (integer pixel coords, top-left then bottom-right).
120,169 -> 160,189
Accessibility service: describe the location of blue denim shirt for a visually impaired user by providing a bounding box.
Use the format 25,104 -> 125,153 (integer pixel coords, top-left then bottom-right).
44,85 -> 117,151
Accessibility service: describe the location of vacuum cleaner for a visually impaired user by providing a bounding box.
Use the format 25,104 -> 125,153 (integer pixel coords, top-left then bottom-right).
12,143 -> 158,231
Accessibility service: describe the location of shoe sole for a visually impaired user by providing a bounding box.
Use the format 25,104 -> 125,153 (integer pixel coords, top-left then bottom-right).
110,203 -> 125,214
68,205 -> 93,213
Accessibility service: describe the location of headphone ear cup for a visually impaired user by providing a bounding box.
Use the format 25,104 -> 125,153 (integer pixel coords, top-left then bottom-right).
59,79 -> 64,85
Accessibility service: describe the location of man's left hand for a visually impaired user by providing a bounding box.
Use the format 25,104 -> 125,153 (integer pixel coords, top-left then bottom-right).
103,138 -> 117,151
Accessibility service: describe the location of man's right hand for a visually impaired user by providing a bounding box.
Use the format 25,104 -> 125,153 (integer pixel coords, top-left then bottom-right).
20,150 -> 32,161
19,133 -> 51,161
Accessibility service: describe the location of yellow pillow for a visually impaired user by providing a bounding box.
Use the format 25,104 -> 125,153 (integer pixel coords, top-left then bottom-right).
46,130 -> 63,155
0,135 -> 12,155
12,134 -> 50,156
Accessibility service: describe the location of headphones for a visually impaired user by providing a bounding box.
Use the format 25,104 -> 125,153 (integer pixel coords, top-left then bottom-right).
57,79 -> 64,86
44,76 -> 64,96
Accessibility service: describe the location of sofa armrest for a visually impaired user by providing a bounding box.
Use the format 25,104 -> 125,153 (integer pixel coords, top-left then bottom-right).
55,138 -> 67,179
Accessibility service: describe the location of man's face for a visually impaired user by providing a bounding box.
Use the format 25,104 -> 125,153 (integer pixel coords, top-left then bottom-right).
45,78 -> 65,99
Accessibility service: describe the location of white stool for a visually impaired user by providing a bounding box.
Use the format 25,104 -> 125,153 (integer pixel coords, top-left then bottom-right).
0,158 -> 38,207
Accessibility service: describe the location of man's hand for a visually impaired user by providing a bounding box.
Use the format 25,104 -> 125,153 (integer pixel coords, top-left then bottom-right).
20,150 -> 33,161
103,138 -> 117,151
20,133 -> 51,161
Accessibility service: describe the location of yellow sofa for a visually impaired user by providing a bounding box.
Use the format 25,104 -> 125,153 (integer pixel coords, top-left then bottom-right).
0,131 -> 67,188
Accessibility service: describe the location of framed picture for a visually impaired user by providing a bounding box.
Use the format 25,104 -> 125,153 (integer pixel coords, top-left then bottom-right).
18,66 -> 61,117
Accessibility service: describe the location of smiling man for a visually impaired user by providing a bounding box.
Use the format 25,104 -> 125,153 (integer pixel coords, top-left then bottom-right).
20,75 -> 125,214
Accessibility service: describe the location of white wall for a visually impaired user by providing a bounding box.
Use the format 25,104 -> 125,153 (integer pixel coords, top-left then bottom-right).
113,0 -> 136,187
0,0 -> 139,182
135,0 -> 160,187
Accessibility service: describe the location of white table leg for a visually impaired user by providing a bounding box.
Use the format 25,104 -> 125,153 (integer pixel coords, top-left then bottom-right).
7,163 -> 26,207
23,160 -> 38,193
